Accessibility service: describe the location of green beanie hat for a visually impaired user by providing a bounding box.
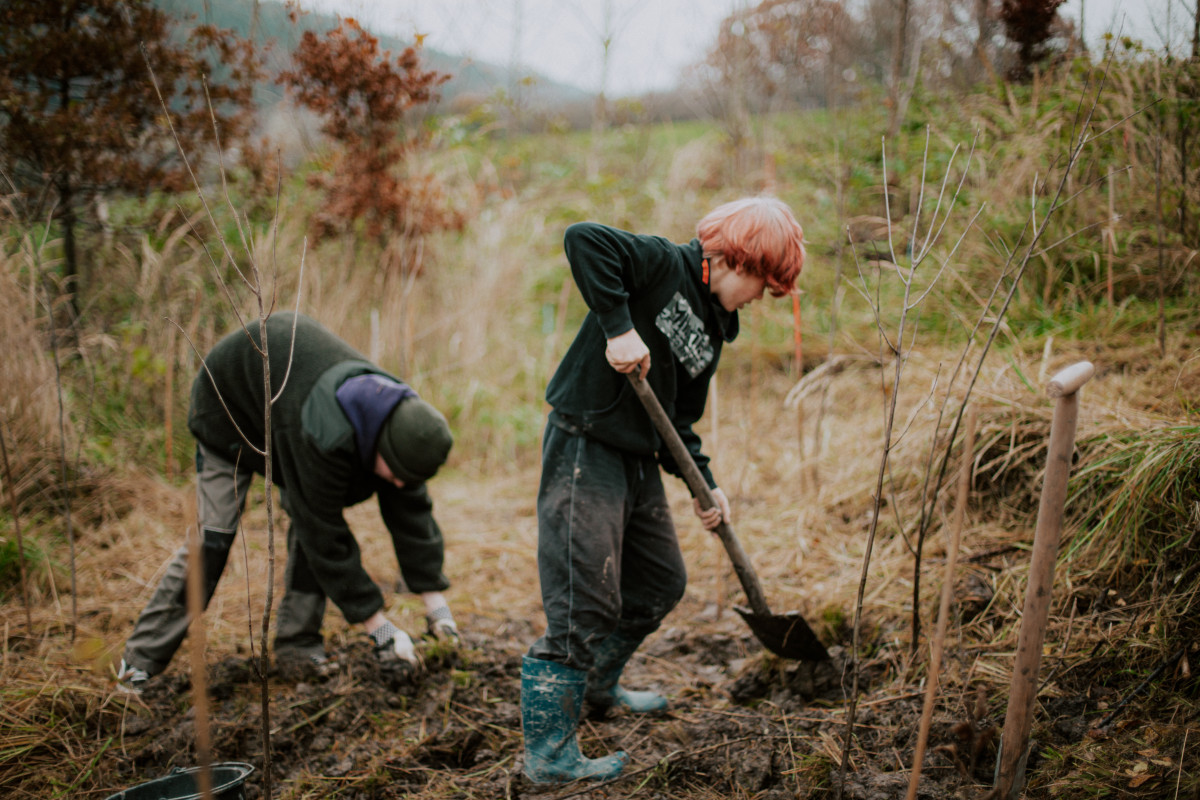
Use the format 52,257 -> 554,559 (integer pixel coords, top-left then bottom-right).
376,397 -> 453,484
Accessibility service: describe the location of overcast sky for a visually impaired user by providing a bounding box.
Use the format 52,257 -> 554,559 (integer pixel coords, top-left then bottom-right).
298,0 -> 1188,98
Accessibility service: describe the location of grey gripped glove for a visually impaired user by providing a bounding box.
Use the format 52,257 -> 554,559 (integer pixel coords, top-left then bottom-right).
425,603 -> 459,642
369,619 -> 417,666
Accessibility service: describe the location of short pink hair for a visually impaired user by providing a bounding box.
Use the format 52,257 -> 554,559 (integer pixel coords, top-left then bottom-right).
697,197 -> 806,297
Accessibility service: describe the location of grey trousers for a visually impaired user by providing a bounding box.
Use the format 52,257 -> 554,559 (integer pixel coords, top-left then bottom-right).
527,421 -> 688,671
122,443 -> 326,676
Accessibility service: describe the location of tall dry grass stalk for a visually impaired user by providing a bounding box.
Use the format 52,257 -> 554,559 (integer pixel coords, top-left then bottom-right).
905,402 -> 977,800
0,244 -> 63,536
0,425 -> 32,632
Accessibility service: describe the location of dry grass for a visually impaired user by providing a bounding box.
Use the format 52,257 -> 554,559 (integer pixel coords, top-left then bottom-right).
0,241 -> 70,520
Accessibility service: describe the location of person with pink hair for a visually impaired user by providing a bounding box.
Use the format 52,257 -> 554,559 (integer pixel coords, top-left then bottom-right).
520,197 -> 806,783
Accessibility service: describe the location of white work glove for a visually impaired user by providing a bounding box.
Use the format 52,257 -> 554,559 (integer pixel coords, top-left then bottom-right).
369,619 -> 417,666
425,604 -> 459,641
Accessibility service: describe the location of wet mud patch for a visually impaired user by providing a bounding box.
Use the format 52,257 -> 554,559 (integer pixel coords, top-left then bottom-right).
723,645 -> 858,706
105,626 -> 526,797
82,613 -> 1120,800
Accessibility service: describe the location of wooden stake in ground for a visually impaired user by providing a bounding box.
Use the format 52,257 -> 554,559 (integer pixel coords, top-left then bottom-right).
994,360 -> 1094,800
905,402 -> 978,800
185,520 -> 213,798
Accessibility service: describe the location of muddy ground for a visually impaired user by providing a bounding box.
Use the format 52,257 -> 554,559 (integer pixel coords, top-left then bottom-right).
6,503 -> 1196,800
82,564 -> 1146,800
73,527 -> 1194,800
10,573 -> 1192,800
105,612 -> 987,800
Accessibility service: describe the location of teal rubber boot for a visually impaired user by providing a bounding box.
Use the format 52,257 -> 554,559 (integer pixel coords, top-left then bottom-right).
521,656 -> 629,783
585,630 -> 668,716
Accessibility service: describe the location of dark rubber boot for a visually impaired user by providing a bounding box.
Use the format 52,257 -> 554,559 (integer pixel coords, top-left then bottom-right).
521,656 -> 629,783
585,630 -> 668,716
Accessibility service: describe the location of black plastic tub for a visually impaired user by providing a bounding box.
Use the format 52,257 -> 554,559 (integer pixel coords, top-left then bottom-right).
104,762 -> 255,800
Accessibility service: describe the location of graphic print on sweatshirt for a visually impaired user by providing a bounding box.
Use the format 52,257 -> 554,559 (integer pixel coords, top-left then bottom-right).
655,293 -> 713,378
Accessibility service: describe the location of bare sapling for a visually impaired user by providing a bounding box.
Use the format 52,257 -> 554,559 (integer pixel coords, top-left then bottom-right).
904,50 -> 1136,651
835,127 -> 985,798
145,51 -> 308,800
837,53 -> 1127,799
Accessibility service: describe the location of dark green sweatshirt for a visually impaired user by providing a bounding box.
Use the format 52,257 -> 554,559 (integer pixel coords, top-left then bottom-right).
187,312 -> 448,624
546,222 -> 738,489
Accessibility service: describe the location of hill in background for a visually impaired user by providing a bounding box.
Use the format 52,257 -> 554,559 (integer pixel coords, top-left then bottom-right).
154,0 -> 595,116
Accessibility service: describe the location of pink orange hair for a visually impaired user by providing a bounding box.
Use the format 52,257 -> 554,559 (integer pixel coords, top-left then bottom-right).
697,197 -> 806,297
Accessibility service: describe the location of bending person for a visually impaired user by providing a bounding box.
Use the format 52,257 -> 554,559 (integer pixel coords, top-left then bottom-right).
117,311 -> 457,692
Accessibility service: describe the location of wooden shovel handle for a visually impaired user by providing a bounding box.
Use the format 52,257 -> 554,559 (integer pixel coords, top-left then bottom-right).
995,359 -> 1094,799
626,373 -> 773,617
1047,361 -> 1095,398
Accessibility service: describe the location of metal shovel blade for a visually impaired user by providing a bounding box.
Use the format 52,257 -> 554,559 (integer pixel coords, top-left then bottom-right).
625,371 -> 831,661
734,605 -> 830,661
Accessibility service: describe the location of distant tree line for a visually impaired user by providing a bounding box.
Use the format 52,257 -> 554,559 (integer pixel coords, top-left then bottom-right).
692,0 -> 1081,118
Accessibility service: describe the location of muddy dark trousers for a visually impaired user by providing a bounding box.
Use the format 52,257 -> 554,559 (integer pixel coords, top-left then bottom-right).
272,521 -> 329,659
521,422 -> 685,780
122,443 -> 252,676
530,421 -> 687,667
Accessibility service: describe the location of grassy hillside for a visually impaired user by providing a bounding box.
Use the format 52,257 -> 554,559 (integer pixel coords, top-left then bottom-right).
1,44 -> 1198,799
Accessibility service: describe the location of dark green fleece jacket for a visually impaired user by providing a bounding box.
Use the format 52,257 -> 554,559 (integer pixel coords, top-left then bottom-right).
546,222 -> 738,489
187,312 -> 448,624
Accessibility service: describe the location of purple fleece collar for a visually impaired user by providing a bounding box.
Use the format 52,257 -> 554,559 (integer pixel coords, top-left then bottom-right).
335,374 -> 417,469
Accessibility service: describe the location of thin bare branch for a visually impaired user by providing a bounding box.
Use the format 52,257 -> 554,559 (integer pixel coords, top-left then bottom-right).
166,318 -> 267,458
270,245 -> 308,406
909,204 -> 988,308
203,78 -> 256,281
141,45 -> 256,297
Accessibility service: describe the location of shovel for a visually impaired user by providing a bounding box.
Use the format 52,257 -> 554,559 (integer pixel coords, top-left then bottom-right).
627,372 -> 829,661
993,361 -> 1095,799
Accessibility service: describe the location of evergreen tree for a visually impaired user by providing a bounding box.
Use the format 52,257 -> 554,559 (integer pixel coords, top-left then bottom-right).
0,0 -> 261,314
